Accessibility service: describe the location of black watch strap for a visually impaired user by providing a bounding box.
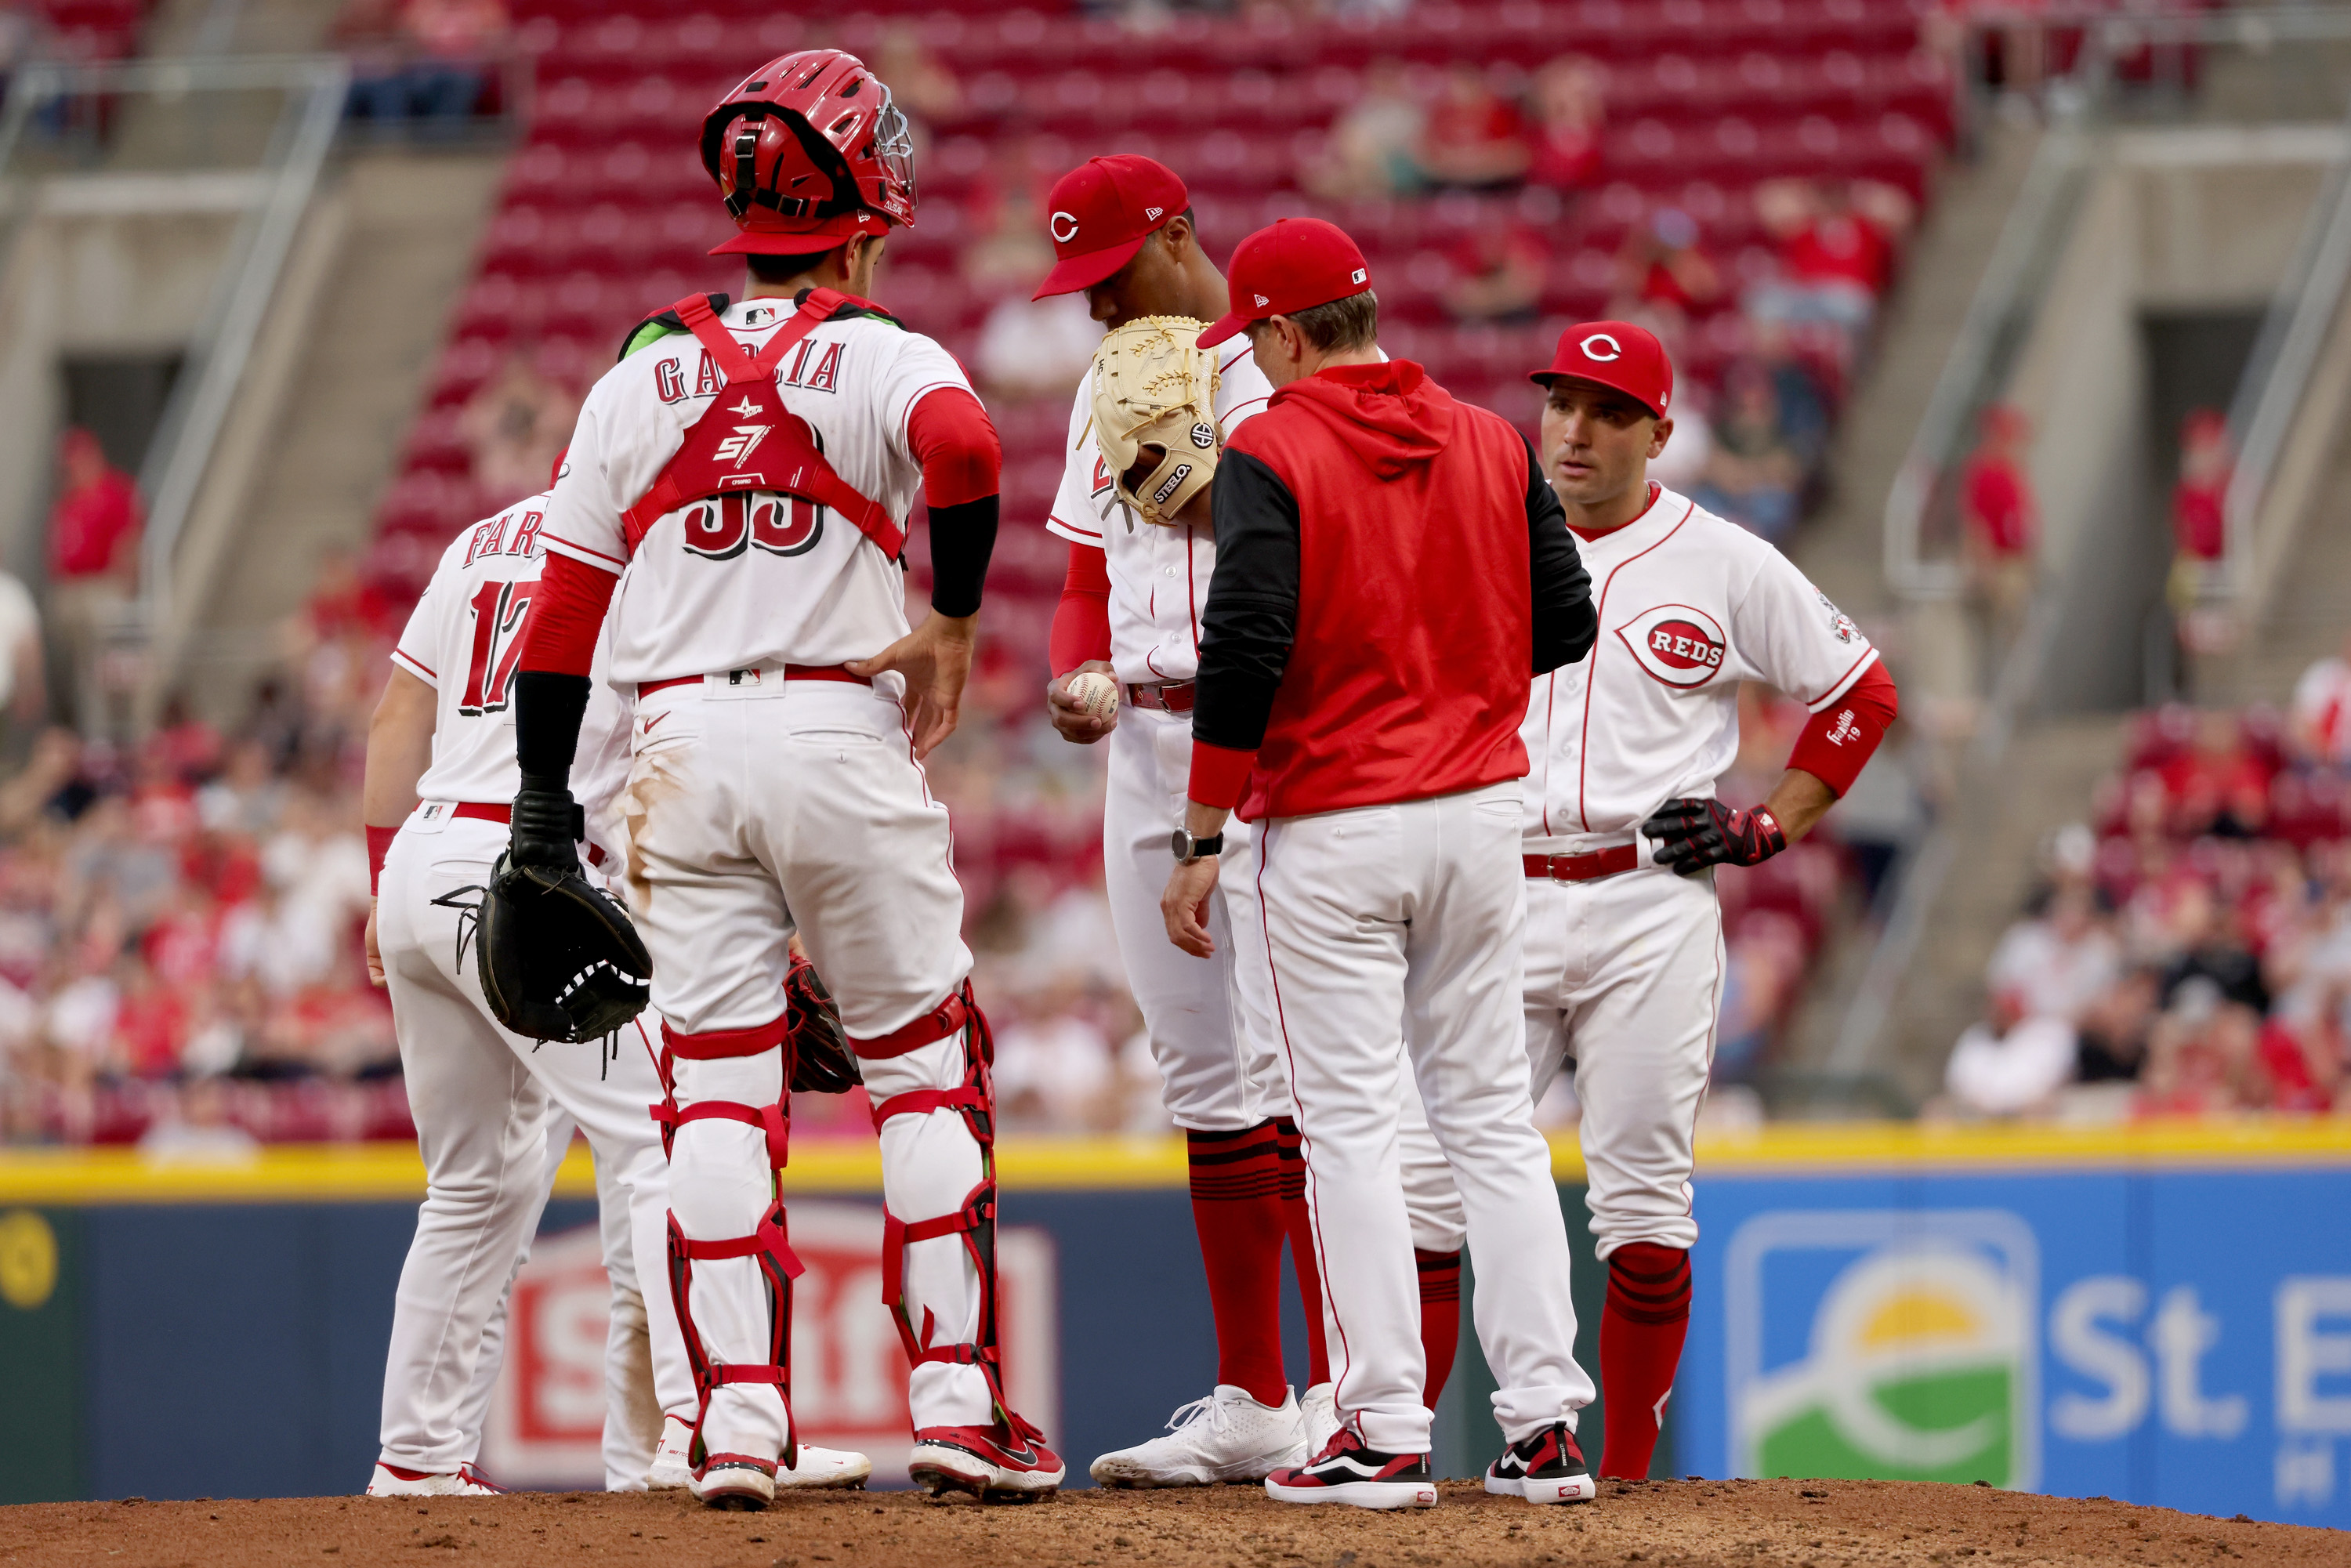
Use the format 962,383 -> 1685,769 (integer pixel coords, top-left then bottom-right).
1171,827 -> 1225,864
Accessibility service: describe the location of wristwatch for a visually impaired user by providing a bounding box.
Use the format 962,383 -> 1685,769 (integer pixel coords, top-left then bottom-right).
1170,827 -> 1225,864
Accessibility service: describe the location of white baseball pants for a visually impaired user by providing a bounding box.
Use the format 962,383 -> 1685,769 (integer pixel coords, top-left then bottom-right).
376,813 -> 694,1482
1103,705 -> 1289,1130
1401,856 -> 1722,1265
1253,781 -> 1592,1454
622,672 -> 991,1460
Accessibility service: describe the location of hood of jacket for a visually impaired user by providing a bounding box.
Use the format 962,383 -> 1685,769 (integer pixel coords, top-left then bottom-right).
1266,358 -> 1454,480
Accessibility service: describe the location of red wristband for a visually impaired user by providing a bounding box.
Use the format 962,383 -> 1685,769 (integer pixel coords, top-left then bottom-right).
368,824 -> 398,896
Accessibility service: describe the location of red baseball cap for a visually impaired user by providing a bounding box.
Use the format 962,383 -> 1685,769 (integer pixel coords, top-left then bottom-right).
1031,155 -> 1190,300
1530,321 -> 1674,419
1197,218 -> 1373,348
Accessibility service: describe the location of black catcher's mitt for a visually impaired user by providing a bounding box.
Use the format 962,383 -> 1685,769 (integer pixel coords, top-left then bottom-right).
476,851 -> 653,1043
784,952 -> 861,1094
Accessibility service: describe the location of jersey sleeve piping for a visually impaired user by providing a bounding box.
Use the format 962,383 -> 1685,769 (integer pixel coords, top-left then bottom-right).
1805,646 -> 1881,712
1045,514 -> 1106,546
389,646 -> 437,686
542,532 -> 626,573
898,378 -> 980,441
1221,395 -> 1271,424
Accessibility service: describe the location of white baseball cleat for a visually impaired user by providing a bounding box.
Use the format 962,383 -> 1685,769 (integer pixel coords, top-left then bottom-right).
1300,1382 -> 1338,1459
646,1414 -> 695,1491
690,1453 -> 776,1511
1089,1385 -> 1307,1487
778,1442 -> 873,1490
364,1462 -> 501,1497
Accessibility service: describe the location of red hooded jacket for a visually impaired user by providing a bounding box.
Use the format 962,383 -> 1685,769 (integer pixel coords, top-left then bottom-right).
1190,359 -> 1594,820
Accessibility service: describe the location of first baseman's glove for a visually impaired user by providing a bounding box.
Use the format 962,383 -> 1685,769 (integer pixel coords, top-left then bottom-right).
1091,315 -> 1222,525
476,849 -> 653,1043
784,953 -> 860,1095
1641,798 -> 1787,877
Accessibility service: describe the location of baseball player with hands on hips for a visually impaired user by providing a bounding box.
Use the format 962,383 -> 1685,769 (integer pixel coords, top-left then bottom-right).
359,487 -> 739,1497
505,50 -> 1063,1507
1463,320 -> 1898,1479
1034,154 -> 1353,1489
1165,218 -> 1603,1510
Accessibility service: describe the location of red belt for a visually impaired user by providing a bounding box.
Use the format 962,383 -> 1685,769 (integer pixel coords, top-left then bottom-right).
1126,679 -> 1195,714
638,664 -> 870,698
1524,846 -> 1638,883
447,801 -> 604,868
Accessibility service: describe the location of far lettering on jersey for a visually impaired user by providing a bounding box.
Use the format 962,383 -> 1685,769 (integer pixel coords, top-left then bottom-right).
463,508 -> 545,568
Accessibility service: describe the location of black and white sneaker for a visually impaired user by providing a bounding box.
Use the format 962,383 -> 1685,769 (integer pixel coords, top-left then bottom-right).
1264,1429 -> 1437,1510
1484,1421 -> 1596,1504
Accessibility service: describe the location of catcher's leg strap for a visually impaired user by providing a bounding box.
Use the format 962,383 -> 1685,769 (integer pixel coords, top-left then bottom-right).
651,1013 -> 794,1165
866,983 -> 1019,1420
848,990 -> 969,1060
666,1203 -> 802,1463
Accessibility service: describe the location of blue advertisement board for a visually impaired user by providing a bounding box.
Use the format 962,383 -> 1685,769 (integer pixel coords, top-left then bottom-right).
1680,1166 -> 2351,1528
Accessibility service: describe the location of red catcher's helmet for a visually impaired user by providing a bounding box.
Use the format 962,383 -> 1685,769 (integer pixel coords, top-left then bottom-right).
699,49 -> 916,256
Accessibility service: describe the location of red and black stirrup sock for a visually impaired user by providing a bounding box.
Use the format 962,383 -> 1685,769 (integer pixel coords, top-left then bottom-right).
1599,1242 -> 1693,1478
1186,1121 -> 1291,1409
1273,1117 -> 1331,1389
1415,1248 -> 1463,1407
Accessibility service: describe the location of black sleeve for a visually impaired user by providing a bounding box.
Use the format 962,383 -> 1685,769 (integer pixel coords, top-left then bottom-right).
513,670 -> 591,790
926,494 -> 998,617
1525,436 -> 1596,674
1192,451 -> 1299,755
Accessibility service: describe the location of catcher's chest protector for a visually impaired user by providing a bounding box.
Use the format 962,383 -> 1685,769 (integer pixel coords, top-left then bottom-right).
622,290 -> 904,561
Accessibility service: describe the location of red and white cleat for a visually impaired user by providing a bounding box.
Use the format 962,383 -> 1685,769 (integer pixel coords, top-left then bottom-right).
365,1462 -> 501,1498
690,1452 -> 777,1512
908,1419 -> 1066,1501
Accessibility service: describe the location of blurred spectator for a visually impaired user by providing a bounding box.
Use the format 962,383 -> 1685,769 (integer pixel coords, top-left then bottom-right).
1418,63 -> 1530,190
343,0 -> 509,132
1443,223 -> 1545,323
1747,179 -> 1898,337
1988,885 -> 2119,1024
1939,991 -> 2077,1118
2170,407 -> 2231,566
1829,719 -> 1931,911
1647,389 -> 1712,496
2138,980 -> 2261,1117
1690,364 -> 1805,542
870,24 -> 962,132
2075,965 -> 2158,1085
975,292 -> 1102,404
458,351 -> 575,502
1304,56 -> 1425,201
1527,55 -> 1607,196
2291,631 -> 2351,768
1615,207 -> 1722,317
46,426 -> 143,725
1959,404 -> 2038,641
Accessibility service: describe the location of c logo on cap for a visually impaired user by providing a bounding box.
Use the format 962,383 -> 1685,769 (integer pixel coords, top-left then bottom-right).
1581,332 -> 1623,362
1051,211 -> 1080,244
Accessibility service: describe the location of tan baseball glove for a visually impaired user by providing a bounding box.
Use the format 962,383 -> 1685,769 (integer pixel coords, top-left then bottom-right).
1090,315 -> 1223,525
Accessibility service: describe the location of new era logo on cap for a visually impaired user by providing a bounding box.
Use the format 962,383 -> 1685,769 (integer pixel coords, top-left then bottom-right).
1145,206 -> 1163,220
1255,294 -> 1270,306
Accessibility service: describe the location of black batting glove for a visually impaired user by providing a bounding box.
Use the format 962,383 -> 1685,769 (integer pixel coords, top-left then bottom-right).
509,773 -> 585,875
1641,797 -> 1786,877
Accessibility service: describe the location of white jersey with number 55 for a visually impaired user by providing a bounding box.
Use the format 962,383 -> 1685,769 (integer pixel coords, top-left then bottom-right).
538,297 -> 975,683
392,491 -> 632,851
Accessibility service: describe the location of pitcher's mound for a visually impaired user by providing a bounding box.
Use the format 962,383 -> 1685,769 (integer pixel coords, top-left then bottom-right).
2,1476 -> 2340,1566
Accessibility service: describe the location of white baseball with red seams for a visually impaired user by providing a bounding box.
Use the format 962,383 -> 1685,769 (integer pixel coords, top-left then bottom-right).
1409,484 -> 1882,1260
376,499 -> 694,1488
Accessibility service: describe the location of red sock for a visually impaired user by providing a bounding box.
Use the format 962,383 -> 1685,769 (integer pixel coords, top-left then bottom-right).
1599,1242 -> 1691,1479
1273,1117 -> 1331,1388
1187,1121 -> 1289,1407
1415,1248 -> 1462,1407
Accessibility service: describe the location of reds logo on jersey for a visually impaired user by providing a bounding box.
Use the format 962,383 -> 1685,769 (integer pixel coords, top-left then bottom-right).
1617,603 -> 1727,689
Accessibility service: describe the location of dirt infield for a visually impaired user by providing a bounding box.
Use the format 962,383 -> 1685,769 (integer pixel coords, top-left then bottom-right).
2,1478 -> 2342,1568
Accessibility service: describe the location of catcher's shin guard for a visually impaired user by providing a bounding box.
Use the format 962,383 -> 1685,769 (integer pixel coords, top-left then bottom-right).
857,983 -> 1038,1439
657,1012 -> 802,1472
